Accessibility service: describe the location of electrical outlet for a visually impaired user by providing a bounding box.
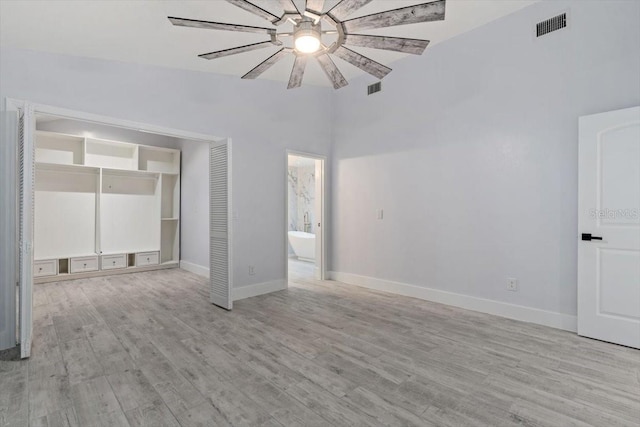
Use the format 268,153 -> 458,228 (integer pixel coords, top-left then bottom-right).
507,278 -> 518,291
248,265 -> 255,275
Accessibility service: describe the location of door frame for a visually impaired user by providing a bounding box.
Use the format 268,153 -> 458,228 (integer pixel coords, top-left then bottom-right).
5,97 -> 232,357
285,149 -> 327,284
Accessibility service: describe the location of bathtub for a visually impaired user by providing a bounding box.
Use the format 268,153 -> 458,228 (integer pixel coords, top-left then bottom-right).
288,231 -> 315,262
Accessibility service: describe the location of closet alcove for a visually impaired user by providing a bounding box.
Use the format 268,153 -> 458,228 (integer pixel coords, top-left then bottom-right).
33,116 -> 187,283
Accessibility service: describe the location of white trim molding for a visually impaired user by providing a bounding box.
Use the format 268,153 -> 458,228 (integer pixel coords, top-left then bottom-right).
233,279 -> 287,301
180,261 -> 209,278
180,262 -> 287,302
329,271 -> 577,332
5,98 -> 225,144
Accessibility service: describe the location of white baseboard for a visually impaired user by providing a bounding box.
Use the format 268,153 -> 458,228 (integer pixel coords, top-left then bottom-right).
179,261 -> 209,278
329,271 -> 577,332
233,279 -> 287,301
180,261 -> 287,301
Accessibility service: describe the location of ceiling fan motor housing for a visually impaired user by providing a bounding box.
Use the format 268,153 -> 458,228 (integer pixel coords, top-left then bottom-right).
294,19 -> 322,53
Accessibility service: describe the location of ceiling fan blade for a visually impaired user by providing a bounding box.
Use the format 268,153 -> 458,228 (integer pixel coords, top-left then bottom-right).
342,0 -> 445,33
316,54 -> 348,89
288,55 -> 308,89
226,0 -> 280,23
333,46 -> 391,79
199,41 -> 274,60
344,34 -> 430,55
242,48 -> 291,79
168,17 -> 274,35
326,0 -> 372,21
278,0 -> 300,14
305,0 -> 325,15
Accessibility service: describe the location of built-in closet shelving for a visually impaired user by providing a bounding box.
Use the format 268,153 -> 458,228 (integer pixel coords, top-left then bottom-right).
33,130 -> 180,282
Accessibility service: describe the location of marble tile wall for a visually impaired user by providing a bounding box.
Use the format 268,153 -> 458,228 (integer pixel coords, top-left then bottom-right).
288,164 -> 315,234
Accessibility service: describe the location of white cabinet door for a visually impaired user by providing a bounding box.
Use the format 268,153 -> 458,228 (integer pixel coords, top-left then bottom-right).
578,106 -> 640,349
18,105 -> 35,359
314,158 -> 324,280
209,139 -> 233,310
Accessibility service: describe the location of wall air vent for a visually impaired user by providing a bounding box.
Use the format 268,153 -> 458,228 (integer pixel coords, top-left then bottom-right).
367,82 -> 382,96
536,13 -> 567,38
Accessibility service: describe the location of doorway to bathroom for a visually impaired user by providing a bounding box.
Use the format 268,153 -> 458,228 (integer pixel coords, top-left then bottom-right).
286,151 -> 325,282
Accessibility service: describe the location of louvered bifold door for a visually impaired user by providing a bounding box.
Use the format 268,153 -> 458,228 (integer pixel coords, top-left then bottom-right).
209,139 -> 233,310
18,107 -> 35,358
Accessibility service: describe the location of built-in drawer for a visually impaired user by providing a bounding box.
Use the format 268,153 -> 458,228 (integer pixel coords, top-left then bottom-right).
34,259 -> 57,277
70,256 -> 99,274
101,254 -> 126,270
136,251 -> 159,267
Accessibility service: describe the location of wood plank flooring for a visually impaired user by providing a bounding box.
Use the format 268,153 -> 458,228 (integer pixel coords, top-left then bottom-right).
1,268 -> 639,426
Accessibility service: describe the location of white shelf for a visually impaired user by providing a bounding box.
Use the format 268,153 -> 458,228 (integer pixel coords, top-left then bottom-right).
162,217 -> 179,221
161,261 -> 180,266
161,174 -> 180,219
102,167 -> 160,179
34,252 -> 99,261
139,146 -> 180,174
35,131 -> 84,166
100,252 -> 131,256
36,162 -> 99,174
85,138 -> 138,170
101,248 -> 160,255
161,220 -> 179,264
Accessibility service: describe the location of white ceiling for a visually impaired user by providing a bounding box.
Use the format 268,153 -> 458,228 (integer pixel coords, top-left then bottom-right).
0,0 -> 537,88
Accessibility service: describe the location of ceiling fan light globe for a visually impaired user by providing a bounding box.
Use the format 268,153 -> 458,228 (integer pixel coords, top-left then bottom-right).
295,35 -> 321,53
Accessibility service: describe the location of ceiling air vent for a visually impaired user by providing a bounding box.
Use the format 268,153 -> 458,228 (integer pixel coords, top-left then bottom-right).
367,82 -> 382,95
536,13 -> 567,38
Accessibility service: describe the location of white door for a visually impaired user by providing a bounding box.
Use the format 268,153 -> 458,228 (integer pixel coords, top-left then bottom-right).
209,139 -> 233,310
578,106 -> 640,349
314,158 -> 324,280
18,105 -> 35,358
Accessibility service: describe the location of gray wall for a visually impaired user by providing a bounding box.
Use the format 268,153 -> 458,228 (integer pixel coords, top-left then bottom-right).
177,138 -> 210,269
330,0 -> 640,317
0,48 -> 333,349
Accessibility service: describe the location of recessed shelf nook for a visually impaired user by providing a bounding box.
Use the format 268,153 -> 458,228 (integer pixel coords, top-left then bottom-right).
33,130 -> 181,281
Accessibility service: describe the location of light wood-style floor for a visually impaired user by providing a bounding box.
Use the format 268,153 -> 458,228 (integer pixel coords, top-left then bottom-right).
1,269 -> 639,427
288,258 -> 315,280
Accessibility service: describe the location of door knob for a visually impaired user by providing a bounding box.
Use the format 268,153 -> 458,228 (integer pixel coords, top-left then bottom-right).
581,233 -> 603,241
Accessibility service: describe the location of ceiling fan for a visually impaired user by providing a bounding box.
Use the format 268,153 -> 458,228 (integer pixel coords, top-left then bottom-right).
168,0 -> 446,89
